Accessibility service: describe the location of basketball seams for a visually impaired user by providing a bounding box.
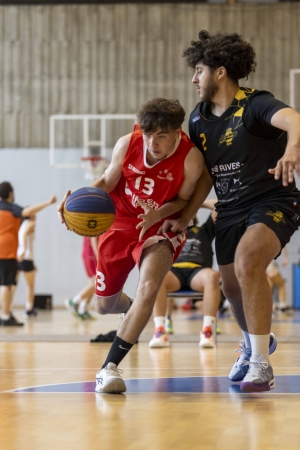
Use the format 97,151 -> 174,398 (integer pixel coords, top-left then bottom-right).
63,187 -> 115,237
66,193 -> 114,204
66,195 -> 114,208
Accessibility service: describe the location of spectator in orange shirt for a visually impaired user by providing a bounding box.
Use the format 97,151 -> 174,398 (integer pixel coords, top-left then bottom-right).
0,181 -> 56,326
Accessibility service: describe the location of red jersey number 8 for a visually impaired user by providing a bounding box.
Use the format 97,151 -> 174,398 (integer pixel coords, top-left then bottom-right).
96,271 -> 106,291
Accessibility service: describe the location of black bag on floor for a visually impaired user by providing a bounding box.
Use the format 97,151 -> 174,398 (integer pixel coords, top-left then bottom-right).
90,330 -> 117,342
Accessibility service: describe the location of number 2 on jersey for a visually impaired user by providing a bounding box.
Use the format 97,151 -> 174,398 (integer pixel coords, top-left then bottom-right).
200,133 -> 207,151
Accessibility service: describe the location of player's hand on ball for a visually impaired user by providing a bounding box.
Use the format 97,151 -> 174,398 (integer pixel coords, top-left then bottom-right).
57,190 -> 71,228
136,197 -> 161,240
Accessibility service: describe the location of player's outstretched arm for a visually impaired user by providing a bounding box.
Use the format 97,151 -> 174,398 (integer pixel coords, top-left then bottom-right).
91,134 -> 131,193
23,193 -> 57,217
269,108 -> 300,186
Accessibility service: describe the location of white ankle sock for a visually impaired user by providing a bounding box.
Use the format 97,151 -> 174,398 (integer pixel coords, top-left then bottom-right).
154,316 -> 165,329
73,294 -> 81,304
78,301 -> 87,315
242,330 -> 251,349
26,302 -> 33,311
203,315 -> 215,329
249,333 -> 270,362
1,314 -> 10,321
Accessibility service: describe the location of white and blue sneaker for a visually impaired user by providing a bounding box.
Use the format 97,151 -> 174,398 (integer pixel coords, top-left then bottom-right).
95,362 -> 126,394
228,333 -> 277,382
240,356 -> 275,393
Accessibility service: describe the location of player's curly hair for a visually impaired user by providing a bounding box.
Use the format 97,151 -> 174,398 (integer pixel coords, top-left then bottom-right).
0,181 -> 13,199
137,98 -> 185,133
182,30 -> 256,82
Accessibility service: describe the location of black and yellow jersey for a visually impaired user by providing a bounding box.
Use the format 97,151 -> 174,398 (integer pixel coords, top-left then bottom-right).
174,214 -> 215,268
189,88 -> 300,229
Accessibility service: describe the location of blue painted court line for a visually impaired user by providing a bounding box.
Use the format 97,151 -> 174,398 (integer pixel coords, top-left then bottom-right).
13,375 -> 300,394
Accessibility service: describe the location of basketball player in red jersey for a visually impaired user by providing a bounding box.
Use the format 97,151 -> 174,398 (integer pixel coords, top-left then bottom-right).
58,98 -> 204,393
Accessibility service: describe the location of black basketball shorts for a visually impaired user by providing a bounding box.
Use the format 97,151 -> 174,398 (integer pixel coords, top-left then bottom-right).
0,259 -> 18,286
215,199 -> 300,266
170,266 -> 204,290
17,259 -> 35,272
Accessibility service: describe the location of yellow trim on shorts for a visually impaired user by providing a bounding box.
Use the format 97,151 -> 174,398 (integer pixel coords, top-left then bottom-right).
172,262 -> 202,269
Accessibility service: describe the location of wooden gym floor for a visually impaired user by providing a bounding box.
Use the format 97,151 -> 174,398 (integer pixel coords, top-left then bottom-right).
1,307 -> 300,450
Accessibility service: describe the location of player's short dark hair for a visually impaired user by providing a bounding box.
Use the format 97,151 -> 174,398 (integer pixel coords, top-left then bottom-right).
182,30 -> 256,82
137,98 -> 185,133
0,181 -> 13,200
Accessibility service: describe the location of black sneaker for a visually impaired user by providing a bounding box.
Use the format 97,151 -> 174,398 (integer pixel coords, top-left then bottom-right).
0,314 -> 24,326
25,308 -> 38,318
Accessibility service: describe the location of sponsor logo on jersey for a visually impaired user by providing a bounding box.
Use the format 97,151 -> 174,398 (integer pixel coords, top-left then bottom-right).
215,179 -> 230,195
128,164 -> 145,175
129,193 -> 159,209
266,211 -> 285,224
192,115 -> 200,123
233,178 -> 242,186
157,169 -> 174,181
218,128 -> 238,147
212,162 -> 241,173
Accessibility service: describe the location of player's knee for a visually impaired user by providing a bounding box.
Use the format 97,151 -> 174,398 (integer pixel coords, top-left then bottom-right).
235,255 -> 258,281
204,270 -> 219,287
221,284 -> 240,303
94,297 -> 112,315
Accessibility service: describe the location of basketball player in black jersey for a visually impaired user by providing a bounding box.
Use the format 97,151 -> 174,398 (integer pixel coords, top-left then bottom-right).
162,31 -> 300,393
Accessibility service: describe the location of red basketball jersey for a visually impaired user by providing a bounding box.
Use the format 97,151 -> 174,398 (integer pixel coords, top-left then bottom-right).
110,125 -> 194,221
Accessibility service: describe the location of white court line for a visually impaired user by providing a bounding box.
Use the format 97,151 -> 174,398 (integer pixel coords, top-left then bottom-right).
17,373 -> 52,375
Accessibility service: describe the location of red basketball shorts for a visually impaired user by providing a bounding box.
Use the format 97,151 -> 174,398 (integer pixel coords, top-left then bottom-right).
82,237 -> 97,278
95,224 -> 186,297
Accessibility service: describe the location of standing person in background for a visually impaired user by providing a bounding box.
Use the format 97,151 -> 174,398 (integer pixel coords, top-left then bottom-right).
65,236 -> 98,320
0,181 -> 56,326
162,31 -> 300,392
16,196 -> 57,317
149,199 -> 220,349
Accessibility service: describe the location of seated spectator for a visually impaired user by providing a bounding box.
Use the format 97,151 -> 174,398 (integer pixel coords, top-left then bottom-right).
149,199 -> 221,349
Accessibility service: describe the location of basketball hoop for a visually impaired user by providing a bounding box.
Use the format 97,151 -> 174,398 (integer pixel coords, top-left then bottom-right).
80,156 -> 108,181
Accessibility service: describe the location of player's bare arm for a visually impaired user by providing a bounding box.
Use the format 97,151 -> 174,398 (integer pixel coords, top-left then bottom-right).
92,134 -> 131,192
23,194 -> 57,217
200,198 -> 217,211
161,157 -> 213,233
57,135 -> 131,225
269,108 -> 300,186
136,146 -> 203,238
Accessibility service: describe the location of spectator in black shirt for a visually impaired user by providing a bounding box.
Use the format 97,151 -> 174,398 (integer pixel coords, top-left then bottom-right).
150,199 -> 220,349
